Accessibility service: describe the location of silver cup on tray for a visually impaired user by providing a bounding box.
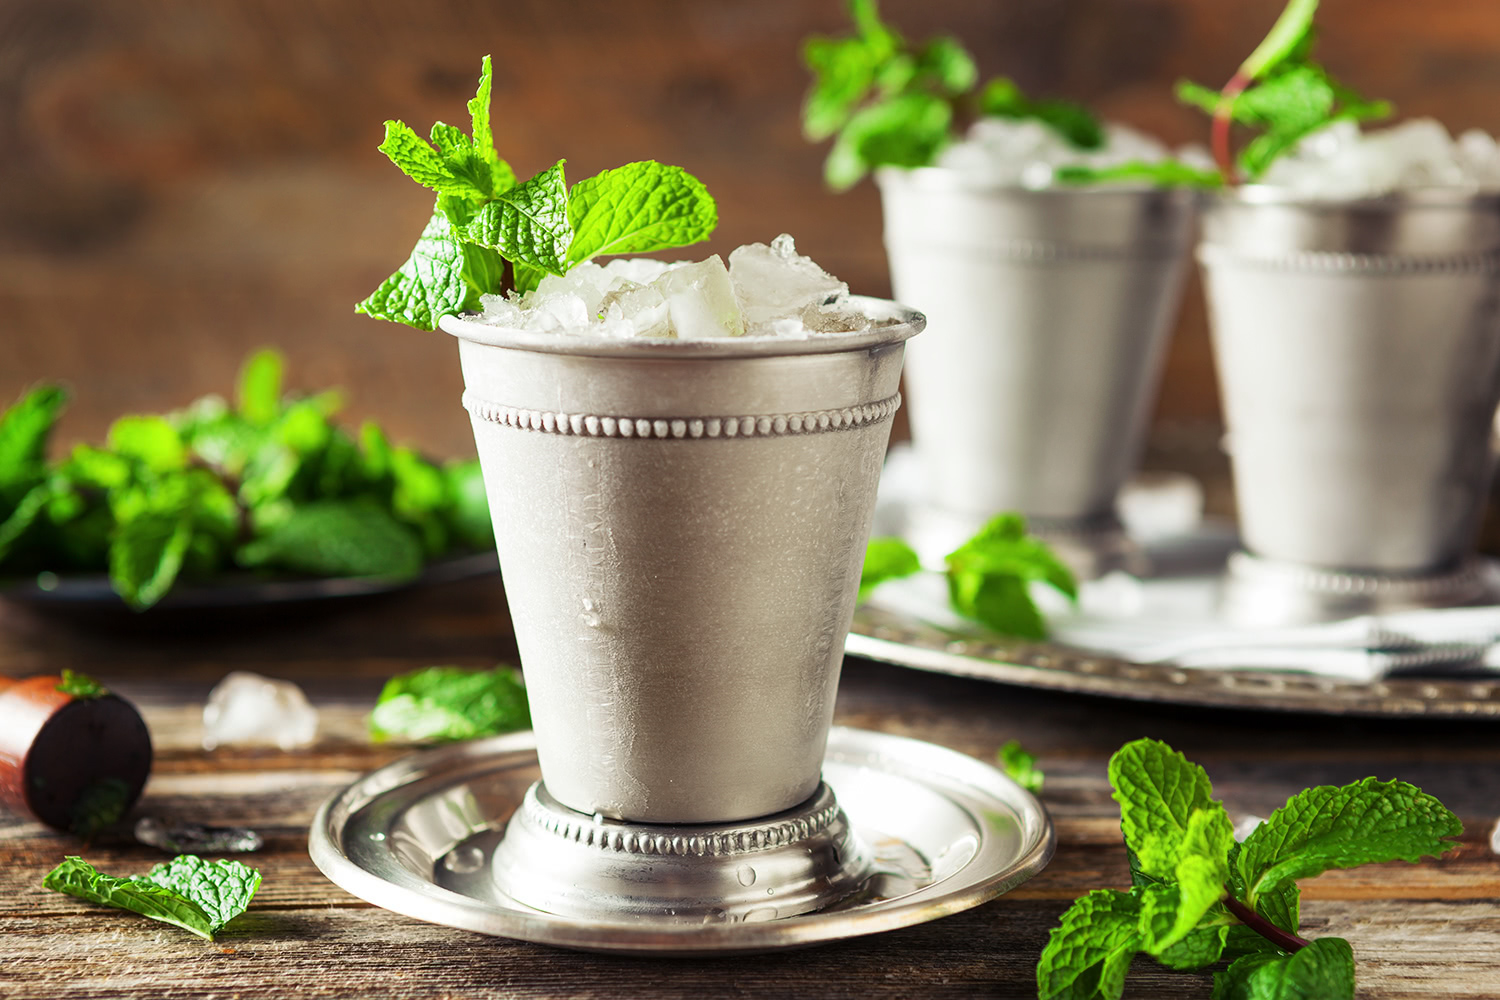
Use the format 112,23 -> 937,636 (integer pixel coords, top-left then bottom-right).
439,300 -> 922,920
876,169 -> 1197,577
1200,188 -> 1500,624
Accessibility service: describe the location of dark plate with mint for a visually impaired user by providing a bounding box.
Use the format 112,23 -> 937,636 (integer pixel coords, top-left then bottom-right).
0,350 -> 498,623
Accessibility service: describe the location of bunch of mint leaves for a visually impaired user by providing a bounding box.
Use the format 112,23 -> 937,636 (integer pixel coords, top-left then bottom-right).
0,349 -> 492,610
1176,0 -> 1390,182
802,0 -> 1215,190
369,665 -> 530,744
358,56 -> 717,331
45,855 -> 261,942
860,513 -> 1076,640
1037,738 -> 1461,999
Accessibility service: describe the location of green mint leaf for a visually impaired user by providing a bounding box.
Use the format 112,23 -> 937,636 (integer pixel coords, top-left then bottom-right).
859,537 -> 921,601
1235,777 -> 1462,908
135,855 -> 262,937
357,204 -> 482,331
107,416 -> 188,474
914,37 -> 977,94
64,444 -> 132,490
237,349 -> 284,426
378,120 -> 488,202
57,669 -> 108,700
948,572 -> 1044,639
466,55 -> 504,174
977,77 -> 1103,150
1155,922 -> 1229,971
850,0 -> 901,56
443,458 -> 493,550
44,857 -> 220,940
1108,739 -> 1234,882
461,160 -> 572,274
512,262 -> 545,296
998,739 -> 1044,794
68,778 -> 132,837
1036,889 -> 1141,1000
370,665 -> 530,743
1239,0 -> 1319,80
1175,79 -> 1224,117
944,513 -> 1077,639
0,480 -> 50,564
565,161 -> 718,266
0,384 -> 67,504
802,36 -> 883,140
1225,843 -> 1301,955
110,508 -> 194,610
825,91 -> 952,190
237,499 -> 424,580
1137,854 -> 1227,956
1213,937 -> 1354,1000
1055,161 -> 1223,189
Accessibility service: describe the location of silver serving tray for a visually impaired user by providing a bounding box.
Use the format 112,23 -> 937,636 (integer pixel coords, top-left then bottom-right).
309,727 -> 1054,955
847,604 -> 1500,719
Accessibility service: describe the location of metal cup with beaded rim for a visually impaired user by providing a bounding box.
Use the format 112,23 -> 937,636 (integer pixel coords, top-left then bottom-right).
440,298 -> 922,829
875,169 -> 1197,577
1200,187 -> 1500,624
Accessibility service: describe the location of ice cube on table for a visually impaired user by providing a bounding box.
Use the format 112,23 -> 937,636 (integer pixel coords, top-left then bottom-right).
728,234 -> 849,328
652,254 -> 745,338
202,671 -> 318,750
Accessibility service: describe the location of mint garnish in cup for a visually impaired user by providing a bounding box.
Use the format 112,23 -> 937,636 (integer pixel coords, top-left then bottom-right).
801,0 -> 1216,190
357,56 -> 718,330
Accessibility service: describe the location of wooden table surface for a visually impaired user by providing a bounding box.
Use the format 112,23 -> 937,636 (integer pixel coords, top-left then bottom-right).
2,575 -> 1497,999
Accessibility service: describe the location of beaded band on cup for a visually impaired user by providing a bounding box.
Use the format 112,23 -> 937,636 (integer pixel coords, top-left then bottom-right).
1197,244 -> 1500,275
461,391 -> 902,439
902,237 -> 1187,264
517,784 -> 842,858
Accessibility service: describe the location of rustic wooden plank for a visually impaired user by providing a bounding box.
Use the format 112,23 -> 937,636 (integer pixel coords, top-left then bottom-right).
3,897 -> 1494,999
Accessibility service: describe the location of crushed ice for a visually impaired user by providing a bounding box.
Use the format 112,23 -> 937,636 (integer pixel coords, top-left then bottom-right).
202,670 -> 318,750
475,234 -> 865,340
934,119 -> 1213,188
1259,118 -> 1500,199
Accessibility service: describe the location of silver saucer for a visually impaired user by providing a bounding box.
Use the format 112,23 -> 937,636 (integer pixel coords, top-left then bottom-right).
309,727 -> 1054,955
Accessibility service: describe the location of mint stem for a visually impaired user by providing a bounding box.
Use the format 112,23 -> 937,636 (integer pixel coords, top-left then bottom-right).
1213,71 -> 1250,184
1222,893 -> 1310,952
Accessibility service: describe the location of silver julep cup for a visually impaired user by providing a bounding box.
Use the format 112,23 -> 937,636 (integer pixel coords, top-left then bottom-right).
441,301 -> 922,825
876,169 -> 1195,571
1200,189 -> 1500,577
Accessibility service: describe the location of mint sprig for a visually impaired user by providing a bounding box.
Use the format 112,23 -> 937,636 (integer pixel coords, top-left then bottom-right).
0,350 -> 492,610
370,665 -> 530,743
1035,739 -> 1461,1000
359,57 -> 716,327
802,0 -> 1103,190
1177,0 -> 1391,181
43,855 -> 261,941
858,513 -> 1076,640
56,669 -> 108,700
998,740 -> 1044,794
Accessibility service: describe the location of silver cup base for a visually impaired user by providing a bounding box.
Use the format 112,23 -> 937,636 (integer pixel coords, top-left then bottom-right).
1221,551 -> 1495,627
491,781 -> 872,923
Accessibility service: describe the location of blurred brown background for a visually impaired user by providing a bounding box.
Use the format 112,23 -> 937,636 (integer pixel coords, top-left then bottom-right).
4,0 -> 1500,459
